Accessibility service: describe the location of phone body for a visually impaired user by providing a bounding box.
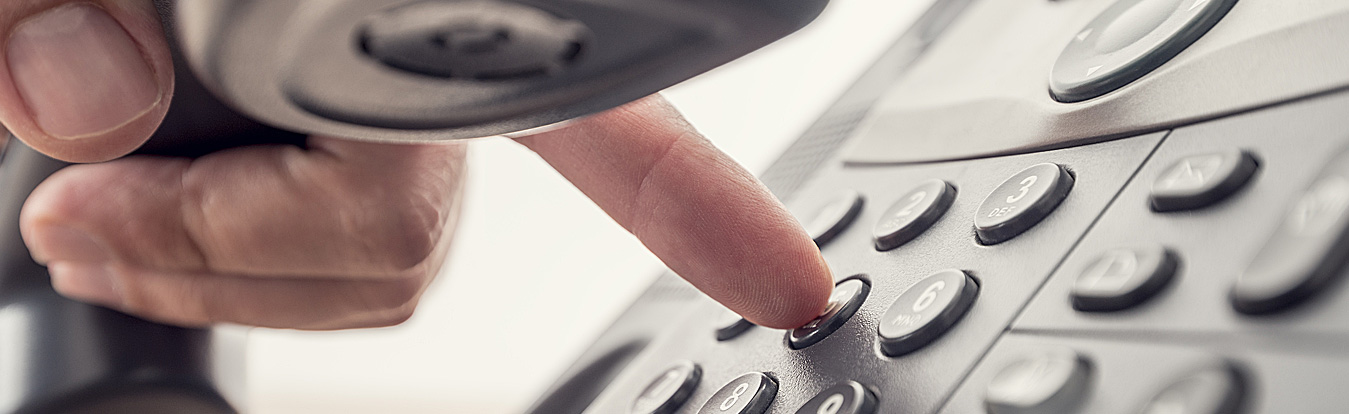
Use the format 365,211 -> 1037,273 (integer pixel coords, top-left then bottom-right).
540,0 -> 1349,413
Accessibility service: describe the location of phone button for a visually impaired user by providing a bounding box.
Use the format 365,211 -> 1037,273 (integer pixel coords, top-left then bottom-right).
1071,246 -> 1179,312
985,348 -> 1093,414
715,308 -> 755,341
873,179 -> 956,251
1050,0 -> 1237,102
975,163 -> 1074,245
632,362 -> 702,414
1138,361 -> 1247,414
1232,151 -> 1349,314
803,190 -> 865,247
795,381 -> 878,414
789,278 -> 870,350
877,269 -> 978,357
698,373 -> 778,414
1150,150 -> 1259,212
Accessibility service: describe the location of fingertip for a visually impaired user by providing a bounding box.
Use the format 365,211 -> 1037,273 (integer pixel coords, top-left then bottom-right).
739,249 -> 834,329
0,1 -> 174,162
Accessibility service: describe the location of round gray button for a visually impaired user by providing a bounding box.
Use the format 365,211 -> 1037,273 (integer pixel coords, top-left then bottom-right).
873,180 -> 956,251
1140,361 -> 1246,414
878,269 -> 978,357
1150,149 -> 1259,212
795,381 -> 878,414
715,308 -> 755,341
985,348 -> 1093,414
789,278 -> 870,350
1071,246 -> 1179,312
633,362 -> 702,414
1233,149 -> 1349,315
804,190 -> 865,247
975,163 -> 1075,245
699,373 -> 778,414
1050,0 -> 1237,102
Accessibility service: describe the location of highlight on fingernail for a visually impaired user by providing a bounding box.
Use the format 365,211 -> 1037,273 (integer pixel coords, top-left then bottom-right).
6,2 -> 162,140
48,261 -> 124,307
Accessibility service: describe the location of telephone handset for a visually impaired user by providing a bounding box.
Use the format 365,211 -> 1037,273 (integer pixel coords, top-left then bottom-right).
0,0 -> 826,412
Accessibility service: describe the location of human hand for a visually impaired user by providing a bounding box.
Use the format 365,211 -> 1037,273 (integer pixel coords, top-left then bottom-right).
1,0 -> 832,329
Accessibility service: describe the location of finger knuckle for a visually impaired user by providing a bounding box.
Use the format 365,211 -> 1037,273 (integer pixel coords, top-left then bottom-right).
363,197 -> 447,272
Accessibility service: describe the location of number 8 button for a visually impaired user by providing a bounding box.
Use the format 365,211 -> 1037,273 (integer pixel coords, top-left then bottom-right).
878,269 -> 979,357
975,163 -> 1074,245
698,372 -> 778,414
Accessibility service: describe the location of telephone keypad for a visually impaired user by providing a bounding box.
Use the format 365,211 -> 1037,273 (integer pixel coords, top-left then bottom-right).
715,308 -> 755,342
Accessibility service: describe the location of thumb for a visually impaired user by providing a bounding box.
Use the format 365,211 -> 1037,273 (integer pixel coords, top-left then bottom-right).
0,1 -> 174,163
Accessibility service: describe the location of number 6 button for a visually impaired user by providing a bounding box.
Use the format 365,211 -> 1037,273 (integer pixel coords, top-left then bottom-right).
878,269 -> 979,357
698,373 -> 778,414
975,163 -> 1074,245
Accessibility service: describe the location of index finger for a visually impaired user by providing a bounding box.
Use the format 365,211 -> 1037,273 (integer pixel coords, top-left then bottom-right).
513,97 -> 832,329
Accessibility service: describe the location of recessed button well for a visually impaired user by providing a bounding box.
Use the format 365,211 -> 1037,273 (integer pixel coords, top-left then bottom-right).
699,373 -> 778,414
633,362 -> 702,414
975,163 -> 1074,245
985,348 -> 1093,414
789,278 -> 870,350
715,308 -> 755,341
1072,246 -> 1179,312
873,179 -> 956,251
878,269 -> 978,357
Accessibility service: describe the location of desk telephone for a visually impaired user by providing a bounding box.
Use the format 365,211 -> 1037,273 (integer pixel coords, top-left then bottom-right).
3,0 -> 1349,413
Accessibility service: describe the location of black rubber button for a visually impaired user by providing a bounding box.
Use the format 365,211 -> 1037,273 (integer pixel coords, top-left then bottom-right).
877,269 -> 978,357
698,373 -> 778,414
803,190 -> 865,247
795,381 -> 878,414
975,163 -> 1075,245
632,361 -> 702,414
985,348 -> 1093,414
1071,246 -> 1179,312
715,308 -> 755,341
1139,361 -> 1246,414
1050,0 -> 1237,102
1233,150 -> 1349,314
789,278 -> 870,350
1150,149 -> 1259,212
873,179 -> 957,251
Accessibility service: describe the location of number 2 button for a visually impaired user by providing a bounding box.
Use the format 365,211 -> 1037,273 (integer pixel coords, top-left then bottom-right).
698,373 -> 777,414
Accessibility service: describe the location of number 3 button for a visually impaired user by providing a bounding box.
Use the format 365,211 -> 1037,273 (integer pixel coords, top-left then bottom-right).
878,269 -> 979,357
698,373 -> 777,414
975,163 -> 1074,245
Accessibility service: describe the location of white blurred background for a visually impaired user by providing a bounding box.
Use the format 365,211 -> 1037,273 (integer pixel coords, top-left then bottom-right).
246,0 -> 934,412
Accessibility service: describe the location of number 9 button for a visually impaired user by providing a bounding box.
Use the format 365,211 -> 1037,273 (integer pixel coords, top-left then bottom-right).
878,269 -> 979,357
975,163 -> 1074,245
698,372 -> 777,414
796,381 -> 877,414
